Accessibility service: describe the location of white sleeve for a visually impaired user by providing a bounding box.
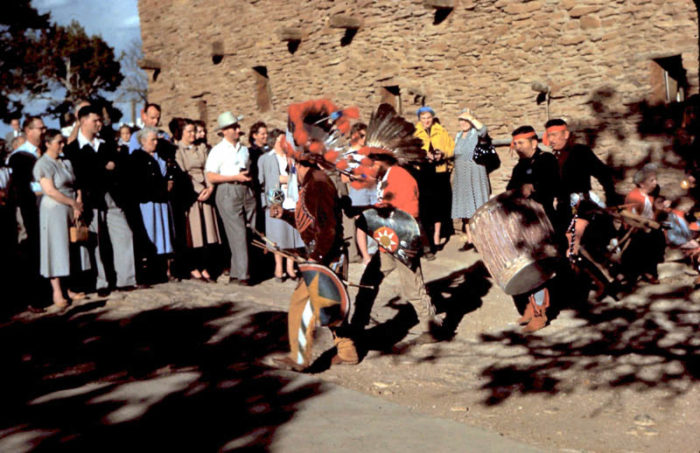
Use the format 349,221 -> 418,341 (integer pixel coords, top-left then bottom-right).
204,146 -> 220,174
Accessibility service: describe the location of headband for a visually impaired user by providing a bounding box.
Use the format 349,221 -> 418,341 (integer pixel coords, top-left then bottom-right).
542,124 -> 568,146
510,131 -> 537,149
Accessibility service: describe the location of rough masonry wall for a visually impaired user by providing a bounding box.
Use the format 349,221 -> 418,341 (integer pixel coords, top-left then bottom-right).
139,0 -> 699,194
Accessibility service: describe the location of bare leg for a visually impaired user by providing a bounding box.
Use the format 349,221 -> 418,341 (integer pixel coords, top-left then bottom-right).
357,227 -> 371,265
433,221 -> 442,246
50,277 -> 68,307
274,254 -> 284,278
286,257 -> 297,278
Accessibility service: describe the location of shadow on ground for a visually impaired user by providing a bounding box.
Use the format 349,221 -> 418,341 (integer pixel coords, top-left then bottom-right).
0,301 -> 320,451
476,283 -> 699,405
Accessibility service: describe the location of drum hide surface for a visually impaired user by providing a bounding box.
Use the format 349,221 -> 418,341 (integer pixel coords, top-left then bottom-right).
469,192 -> 560,295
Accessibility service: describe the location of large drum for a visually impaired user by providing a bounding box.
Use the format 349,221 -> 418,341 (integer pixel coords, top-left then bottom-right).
469,192 -> 560,295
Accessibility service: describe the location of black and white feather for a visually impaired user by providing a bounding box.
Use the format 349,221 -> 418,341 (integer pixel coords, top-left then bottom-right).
364,103 -> 427,165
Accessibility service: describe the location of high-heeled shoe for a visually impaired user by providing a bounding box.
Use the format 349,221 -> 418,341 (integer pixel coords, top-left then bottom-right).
67,291 -> 86,301
53,298 -> 69,309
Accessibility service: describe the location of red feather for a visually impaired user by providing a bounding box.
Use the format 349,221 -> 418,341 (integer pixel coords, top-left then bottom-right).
324,150 -> 340,163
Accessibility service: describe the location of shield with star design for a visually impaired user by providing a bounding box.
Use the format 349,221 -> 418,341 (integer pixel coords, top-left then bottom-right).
359,207 -> 421,266
298,262 -> 351,327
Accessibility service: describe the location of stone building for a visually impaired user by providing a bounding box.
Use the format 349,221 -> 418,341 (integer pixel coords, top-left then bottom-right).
138,0 -> 699,193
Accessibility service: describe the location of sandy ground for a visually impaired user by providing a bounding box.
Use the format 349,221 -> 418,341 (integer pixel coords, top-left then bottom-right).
2,236 -> 699,452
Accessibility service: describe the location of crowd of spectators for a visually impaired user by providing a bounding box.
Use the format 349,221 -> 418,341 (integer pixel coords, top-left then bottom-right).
0,96 -> 698,314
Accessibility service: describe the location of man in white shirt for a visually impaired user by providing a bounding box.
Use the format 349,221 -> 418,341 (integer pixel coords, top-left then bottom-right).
9,115 -> 45,226
7,116 -> 45,311
205,111 -> 256,285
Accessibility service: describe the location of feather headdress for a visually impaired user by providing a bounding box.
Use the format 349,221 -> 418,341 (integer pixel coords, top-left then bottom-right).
283,98 -> 359,167
343,103 -> 426,189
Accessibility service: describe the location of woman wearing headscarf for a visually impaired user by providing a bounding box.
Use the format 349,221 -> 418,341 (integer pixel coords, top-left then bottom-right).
413,106 -> 455,253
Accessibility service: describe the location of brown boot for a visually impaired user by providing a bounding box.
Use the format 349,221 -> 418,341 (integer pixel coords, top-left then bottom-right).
523,288 -> 549,333
332,336 -> 359,365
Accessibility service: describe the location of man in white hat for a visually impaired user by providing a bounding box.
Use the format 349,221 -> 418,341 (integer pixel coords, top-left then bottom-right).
205,111 -> 256,285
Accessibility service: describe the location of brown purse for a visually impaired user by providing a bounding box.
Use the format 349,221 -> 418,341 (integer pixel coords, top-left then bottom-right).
70,219 -> 89,243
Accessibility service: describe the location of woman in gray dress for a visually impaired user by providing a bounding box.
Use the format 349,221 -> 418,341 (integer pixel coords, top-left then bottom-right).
451,108 -> 490,236
258,128 -> 303,281
34,129 -> 90,307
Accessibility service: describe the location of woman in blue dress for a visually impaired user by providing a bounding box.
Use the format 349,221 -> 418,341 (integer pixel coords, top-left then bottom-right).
34,130 -> 91,307
451,108 -> 491,236
129,127 -> 175,281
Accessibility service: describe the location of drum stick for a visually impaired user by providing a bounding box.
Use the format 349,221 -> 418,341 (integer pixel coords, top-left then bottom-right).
579,247 -> 614,283
251,242 -> 375,289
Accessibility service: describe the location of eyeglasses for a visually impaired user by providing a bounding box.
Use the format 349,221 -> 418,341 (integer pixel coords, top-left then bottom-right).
31,126 -> 47,131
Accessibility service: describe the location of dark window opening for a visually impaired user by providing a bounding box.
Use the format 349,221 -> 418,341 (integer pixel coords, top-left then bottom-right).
198,100 -> 207,123
212,41 -> 224,65
380,86 -> 402,115
422,0 -> 455,24
287,40 -> 300,54
650,55 -> 687,104
253,66 -> 272,113
433,7 -> 453,25
341,28 -> 358,46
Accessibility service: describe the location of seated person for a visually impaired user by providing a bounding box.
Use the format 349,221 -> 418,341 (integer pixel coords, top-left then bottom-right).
621,164 -> 666,284
654,196 -> 700,287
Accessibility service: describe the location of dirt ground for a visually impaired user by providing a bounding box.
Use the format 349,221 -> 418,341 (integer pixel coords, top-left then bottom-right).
2,235 -> 698,452
318,237 -> 700,453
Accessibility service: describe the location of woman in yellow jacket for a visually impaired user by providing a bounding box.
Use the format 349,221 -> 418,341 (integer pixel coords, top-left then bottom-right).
414,106 -> 455,250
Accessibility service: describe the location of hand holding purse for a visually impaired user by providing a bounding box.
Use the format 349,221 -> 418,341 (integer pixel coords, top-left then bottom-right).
70,218 -> 89,243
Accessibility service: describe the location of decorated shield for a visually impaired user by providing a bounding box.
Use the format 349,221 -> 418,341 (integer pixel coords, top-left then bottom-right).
359,207 -> 421,266
298,262 -> 351,327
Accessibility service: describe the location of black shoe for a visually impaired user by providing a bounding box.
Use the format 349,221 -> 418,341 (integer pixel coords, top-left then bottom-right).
117,284 -> 149,292
232,279 -> 251,287
97,288 -> 111,297
458,242 -> 473,252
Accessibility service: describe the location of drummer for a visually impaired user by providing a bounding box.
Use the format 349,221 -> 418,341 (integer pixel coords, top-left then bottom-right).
507,125 -> 560,224
507,125 -> 561,332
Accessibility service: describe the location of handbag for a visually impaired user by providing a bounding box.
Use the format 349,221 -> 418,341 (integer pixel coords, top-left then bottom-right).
70,219 -> 89,243
473,140 -> 501,173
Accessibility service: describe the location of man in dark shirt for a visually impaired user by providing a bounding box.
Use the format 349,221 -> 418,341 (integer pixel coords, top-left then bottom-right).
543,118 -> 618,230
506,125 -> 560,225
506,126 -> 561,333
64,105 -> 136,295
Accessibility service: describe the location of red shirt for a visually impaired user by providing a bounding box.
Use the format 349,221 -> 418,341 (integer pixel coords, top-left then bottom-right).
377,165 -> 419,218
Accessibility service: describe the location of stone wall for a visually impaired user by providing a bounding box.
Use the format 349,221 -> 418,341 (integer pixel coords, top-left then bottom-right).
139,0 -> 699,195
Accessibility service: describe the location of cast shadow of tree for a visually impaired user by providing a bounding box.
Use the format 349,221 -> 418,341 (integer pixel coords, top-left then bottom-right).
476,283 -> 699,406
0,301 -> 322,451
569,86 -> 698,189
373,261 -> 493,361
